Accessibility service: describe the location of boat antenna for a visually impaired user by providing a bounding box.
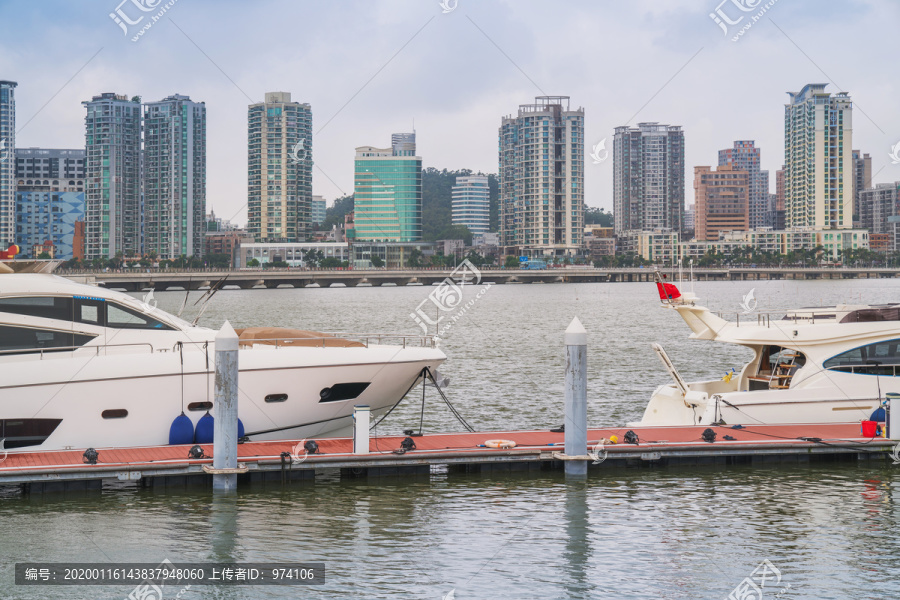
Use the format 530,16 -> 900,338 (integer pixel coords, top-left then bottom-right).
177,277 -> 192,318
690,259 -> 695,295
191,276 -> 229,326
870,360 -> 883,406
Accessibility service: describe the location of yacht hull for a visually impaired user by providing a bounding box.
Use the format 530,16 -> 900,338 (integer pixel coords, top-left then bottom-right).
0,345 -> 445,451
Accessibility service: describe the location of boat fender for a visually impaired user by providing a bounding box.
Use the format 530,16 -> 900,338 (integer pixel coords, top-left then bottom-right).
484,439 -> 516,449
701,428 -> 717,443
194,412 -> 215,444
169,412 -> 194,445
238,418 -> 245,440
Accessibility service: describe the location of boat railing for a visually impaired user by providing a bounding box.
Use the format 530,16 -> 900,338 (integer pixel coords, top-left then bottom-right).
0,342 -> 156,359
712,310 -> 836,327
173,333 -> 437,350
236,333 -> 437,349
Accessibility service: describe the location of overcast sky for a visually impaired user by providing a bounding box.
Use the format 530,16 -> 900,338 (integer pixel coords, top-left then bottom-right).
1,0 -> 898,226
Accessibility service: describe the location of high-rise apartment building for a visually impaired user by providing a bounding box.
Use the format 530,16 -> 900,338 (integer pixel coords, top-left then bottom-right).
143,94 -> 206,259
613,122 -> 685,235
83,92 -> 142,259
693,165 -> 749,241
247,92 -> 313,243
718,141 -> 769,230
784,83 -> 853,230
859,182 -> 900,234
852,150 -> 872,225
451,175 -> 490,234
0,80 -> 17,246
353,133 -> 422,242
499,96 -> 584,256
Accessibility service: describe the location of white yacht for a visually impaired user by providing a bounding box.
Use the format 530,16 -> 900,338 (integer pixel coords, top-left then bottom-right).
0,273 -> 445,451
634,274 -> 897,427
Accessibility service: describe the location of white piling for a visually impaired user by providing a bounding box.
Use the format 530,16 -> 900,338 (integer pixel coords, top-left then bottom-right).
353,405 -> 371,455
212,320 -> 240,492
565,317 -> 588,478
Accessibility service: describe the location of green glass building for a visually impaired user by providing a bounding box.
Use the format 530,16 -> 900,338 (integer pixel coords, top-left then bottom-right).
353,133 -> 421,242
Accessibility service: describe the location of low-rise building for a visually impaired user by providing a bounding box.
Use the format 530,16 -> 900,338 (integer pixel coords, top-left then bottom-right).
239,242 -> 351,267
205,230 -> 252,267
617,230 -> 679,264
870,233 -> 891,254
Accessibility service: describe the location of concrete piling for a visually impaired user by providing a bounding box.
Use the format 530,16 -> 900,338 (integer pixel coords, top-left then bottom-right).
212,320 -> 240,492
564,317 -> 588,478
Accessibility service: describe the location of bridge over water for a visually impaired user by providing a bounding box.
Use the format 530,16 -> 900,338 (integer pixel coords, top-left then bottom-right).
61,266 -> 900,292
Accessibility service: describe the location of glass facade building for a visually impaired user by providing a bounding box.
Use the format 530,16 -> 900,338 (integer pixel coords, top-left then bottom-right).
451,175 -> 490,234
311,195 -> 326,225
82,93 -> 142,259
353,134 -> 422,242
0,80 -> 17,246
143,94 -> 206,259
247,92 -> 313,243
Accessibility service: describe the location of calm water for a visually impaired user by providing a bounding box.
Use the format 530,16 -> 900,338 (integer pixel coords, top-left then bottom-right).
2,278 -> 900,599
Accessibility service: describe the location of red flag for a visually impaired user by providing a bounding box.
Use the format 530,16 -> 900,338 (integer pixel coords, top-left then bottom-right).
656,281 -> 681,301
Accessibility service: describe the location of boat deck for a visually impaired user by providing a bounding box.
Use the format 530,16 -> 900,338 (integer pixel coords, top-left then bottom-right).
1,422 -> 894,492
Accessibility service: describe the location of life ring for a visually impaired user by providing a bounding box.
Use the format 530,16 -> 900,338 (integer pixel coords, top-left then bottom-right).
485,439 -> 517,449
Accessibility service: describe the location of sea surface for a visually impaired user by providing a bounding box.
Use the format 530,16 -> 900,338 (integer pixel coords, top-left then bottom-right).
2,277 -> 900,599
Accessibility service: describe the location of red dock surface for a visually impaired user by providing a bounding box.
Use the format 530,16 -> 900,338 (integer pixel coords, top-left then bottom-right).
0,422 -> 893,488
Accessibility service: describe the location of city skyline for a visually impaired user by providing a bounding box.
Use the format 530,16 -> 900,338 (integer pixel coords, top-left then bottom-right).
1,1 -> 898,228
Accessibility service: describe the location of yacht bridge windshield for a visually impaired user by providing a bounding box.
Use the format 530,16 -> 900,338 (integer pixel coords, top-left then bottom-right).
824,339 -> 900,376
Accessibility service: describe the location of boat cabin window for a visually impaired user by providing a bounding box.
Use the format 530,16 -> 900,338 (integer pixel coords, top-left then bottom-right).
0,325 -> 96,354
824,339 -> 900,376
107,303 -> 171,330
75,297 -> 104,326
0,296 -> 72,320
1,295 -> 173,330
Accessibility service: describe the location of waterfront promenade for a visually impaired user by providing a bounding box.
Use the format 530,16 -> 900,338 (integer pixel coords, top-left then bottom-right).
59,266 -> 900,291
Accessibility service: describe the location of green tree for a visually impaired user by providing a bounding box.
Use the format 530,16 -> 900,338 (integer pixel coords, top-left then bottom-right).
247,258 -> 260,267
37,251 -> 51,259
320,257 -> 343,269
584,207 -> 613,227
206,253 -> 232,268
504,255 -> 520,268
406,249 -> 423,268
320,195 -> 354,231
370,256 -> 385,268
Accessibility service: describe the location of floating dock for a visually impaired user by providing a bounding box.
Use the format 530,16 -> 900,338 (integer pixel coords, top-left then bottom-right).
1,423 -> 895,493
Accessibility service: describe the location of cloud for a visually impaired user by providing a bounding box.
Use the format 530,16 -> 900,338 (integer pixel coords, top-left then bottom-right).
1,0 -> 898,226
